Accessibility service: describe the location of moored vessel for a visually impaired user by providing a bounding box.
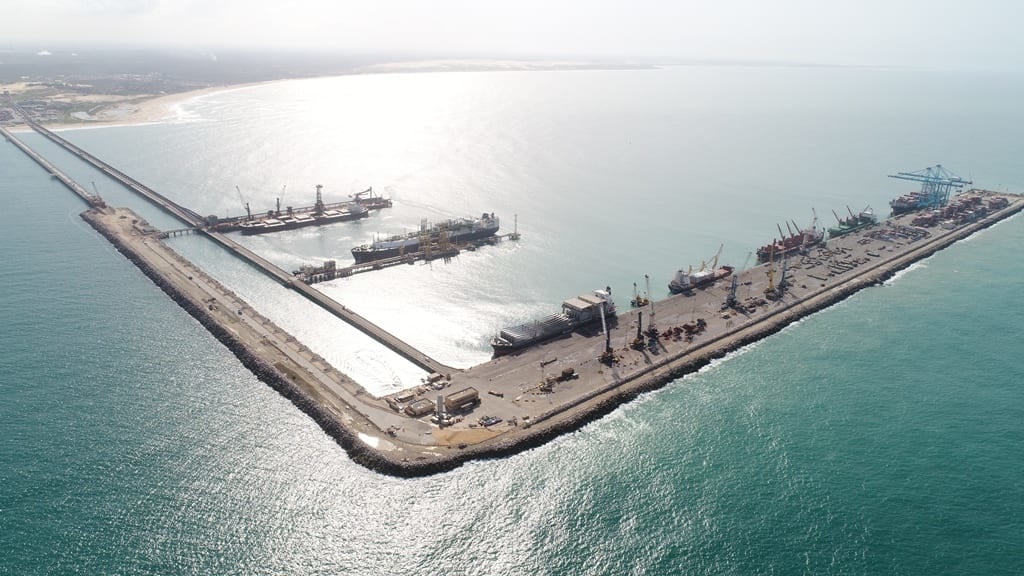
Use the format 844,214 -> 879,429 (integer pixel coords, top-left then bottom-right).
756,215 -> 824,263
237,184 -> 376,235
827,206 -> 876,238
669,245 -> 734,294
669,266 -> 734,295
889,191 -> 927,215
352,213 -> 499,263
491,288 -> 616,357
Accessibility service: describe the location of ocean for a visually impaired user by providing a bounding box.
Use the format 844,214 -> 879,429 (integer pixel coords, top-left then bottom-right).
1,65 -> 1023,575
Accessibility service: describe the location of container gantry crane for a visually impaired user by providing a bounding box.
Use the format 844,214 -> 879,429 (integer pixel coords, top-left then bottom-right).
888,164 -> 972,209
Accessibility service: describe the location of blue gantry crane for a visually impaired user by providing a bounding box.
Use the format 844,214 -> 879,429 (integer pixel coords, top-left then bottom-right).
888,165 -> 972,214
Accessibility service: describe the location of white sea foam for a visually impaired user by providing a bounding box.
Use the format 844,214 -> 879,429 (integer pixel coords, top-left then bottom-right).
884,261 -> 928,285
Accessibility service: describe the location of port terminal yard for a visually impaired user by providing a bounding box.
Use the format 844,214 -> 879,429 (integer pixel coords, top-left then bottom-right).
5,111 -> 1022,476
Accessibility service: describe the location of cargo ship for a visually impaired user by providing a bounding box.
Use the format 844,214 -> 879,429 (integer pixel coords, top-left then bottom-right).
827,206 -> 876,238
889,192 -> 928,215
887,165 -> 971,216
669,265 -> 734,294
240,204 -> 368,235
351,213 -> 499,263
491,288 -> 616,357
238,185 -> 374,235
756,217 -> 825,263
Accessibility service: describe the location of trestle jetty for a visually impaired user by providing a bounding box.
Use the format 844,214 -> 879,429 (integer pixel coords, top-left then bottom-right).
6,112 -> 1021,476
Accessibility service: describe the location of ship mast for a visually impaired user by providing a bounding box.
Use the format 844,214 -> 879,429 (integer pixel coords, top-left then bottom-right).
314,184 -> 325,215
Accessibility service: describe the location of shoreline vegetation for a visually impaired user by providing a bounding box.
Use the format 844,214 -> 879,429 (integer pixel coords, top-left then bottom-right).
1,58 -> 655,130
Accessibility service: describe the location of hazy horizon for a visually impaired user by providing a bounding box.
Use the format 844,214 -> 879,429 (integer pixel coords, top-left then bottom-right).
4,0 -> 1024,73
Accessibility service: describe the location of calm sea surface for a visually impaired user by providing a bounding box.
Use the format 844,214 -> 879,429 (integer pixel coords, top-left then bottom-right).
2,66 -> 1023,574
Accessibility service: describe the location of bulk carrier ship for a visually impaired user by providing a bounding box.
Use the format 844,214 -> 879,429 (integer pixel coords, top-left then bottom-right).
237,185 -> 381,235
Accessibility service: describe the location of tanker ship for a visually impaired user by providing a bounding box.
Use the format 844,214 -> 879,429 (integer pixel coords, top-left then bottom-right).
351,213 -> 499,263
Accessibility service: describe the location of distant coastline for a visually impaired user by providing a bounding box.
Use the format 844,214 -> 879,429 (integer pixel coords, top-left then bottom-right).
2,58 -> 654,131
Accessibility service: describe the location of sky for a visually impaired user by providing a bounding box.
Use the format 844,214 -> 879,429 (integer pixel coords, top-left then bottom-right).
4,0 -> 1022,70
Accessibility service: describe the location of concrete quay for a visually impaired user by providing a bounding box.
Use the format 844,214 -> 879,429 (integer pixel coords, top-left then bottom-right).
369,190 -> 1023,471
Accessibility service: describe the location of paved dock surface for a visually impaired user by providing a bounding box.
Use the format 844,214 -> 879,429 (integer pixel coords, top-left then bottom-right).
380,191 -> 1023,454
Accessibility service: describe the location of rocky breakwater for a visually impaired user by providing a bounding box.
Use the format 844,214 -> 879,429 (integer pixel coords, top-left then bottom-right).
78,206 -> 462,477
74,192 -> 1022,478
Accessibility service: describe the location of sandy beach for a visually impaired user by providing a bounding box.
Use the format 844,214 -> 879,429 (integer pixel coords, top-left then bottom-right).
3,58 -> 650,131
1,82 -> 260,130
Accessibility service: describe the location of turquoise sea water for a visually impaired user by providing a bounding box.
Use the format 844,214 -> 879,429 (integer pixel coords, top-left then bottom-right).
2,66 -> 1023,574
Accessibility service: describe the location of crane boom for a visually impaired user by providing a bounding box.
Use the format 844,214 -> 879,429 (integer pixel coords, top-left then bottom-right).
236,185 -> 251,220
